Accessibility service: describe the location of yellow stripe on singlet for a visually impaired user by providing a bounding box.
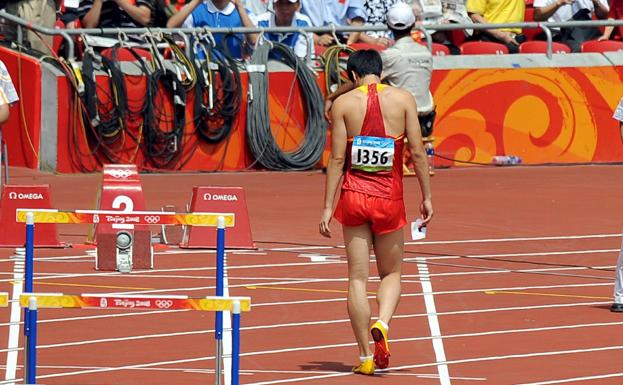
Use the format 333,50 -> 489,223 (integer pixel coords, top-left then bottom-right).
356,83 -> 388,94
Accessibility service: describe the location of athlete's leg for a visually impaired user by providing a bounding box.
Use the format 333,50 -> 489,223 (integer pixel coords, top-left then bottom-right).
373,228 -> 404,325
344,223 -> 374,357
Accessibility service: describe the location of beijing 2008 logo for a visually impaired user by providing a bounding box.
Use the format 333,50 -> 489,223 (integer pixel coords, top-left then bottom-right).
144,216 -> 160,224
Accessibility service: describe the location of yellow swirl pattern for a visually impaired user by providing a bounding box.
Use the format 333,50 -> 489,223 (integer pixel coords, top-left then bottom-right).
179,213 -> 236,227
0,293 -> 8,307
20,294 -> 81,308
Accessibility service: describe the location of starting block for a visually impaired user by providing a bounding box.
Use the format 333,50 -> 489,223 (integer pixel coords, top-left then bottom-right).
0,185 -> 64,247
181,187 -> 254,249
94,164 -> 149,271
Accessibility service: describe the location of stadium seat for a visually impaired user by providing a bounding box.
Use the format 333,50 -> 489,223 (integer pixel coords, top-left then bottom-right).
519,41 -> 571,53
460,41 -> 509,55
417,41 -> 452,56
580,40 -> 623,53
523,8 -> 541,41
431,42 -> 451,56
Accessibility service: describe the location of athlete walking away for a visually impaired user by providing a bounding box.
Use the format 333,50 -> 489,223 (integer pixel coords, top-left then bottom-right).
319,50 -> 433,374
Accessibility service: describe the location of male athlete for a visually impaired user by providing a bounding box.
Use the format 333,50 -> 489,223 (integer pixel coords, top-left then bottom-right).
319,50 -> 433,374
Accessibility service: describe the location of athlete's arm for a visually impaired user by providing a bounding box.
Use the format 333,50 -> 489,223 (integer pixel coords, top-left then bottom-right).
404,93 -> 433,225
0,104 -> 8,124
324,82 -> 356,122
320,97 -> 348,238
620,122 -> 623,144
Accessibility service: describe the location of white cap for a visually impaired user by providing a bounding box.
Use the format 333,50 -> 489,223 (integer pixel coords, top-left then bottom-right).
386,2 -> 416,30
273,0 -> 298,3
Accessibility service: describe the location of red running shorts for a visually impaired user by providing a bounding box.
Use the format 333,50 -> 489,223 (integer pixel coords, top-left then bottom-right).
334,190 -> 406,235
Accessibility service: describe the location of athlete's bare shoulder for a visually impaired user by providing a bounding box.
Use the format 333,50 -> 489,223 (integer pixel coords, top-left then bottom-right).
380,85 -> 414,102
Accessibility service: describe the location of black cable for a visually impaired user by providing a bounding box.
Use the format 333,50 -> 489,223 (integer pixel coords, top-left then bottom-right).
246,42 -> 327,170
192,35 -> 242,143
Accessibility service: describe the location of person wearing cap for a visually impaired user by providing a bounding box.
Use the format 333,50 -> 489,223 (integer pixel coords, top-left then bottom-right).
324,2 -> 434,130
466,0 -> 525,53
250,0 -> 315,59
166,0 -> 258,58
381,2 -> 435,133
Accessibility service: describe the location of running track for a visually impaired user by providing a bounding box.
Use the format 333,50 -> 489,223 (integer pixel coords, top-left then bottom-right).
0,164 -> 621,385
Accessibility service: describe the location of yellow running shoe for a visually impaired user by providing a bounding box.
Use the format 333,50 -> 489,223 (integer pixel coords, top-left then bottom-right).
370,320 -> 391,369
352,356 -> 375,375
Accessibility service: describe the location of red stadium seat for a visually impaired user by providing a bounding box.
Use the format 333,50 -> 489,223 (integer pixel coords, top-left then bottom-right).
460,41 -> 509,55
519,41 -> 571,53
417,41 -> 452,56
431,42 -> 451,56
523,8 -> 541,41
580,40 -> 623,53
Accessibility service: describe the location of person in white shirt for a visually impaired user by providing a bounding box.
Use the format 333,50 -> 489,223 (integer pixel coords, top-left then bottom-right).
0,60 -> 18,125
533,0 -> 609,52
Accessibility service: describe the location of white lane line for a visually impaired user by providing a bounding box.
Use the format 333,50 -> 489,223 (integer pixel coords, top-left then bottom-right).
416,257 -> 451,385
30,343 -> 623,383
405,233 -> 621,246
407,249 -> 620,262
241,345 -> 623,385
515,372 -> 623,385
0,247 -> 616,285
4,256 -> 24,385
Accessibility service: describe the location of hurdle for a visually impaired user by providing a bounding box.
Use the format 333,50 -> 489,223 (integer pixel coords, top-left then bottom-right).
16,209 -> 244,385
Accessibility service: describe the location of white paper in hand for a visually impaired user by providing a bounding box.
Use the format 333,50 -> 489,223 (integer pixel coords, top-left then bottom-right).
411,219 -> 427,240
65,0 -> 79,9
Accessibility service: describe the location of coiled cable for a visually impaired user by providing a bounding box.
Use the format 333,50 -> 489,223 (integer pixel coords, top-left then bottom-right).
246,42 -> 327,171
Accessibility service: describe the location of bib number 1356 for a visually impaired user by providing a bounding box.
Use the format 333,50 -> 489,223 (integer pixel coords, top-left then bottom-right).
351,135 -> 395,173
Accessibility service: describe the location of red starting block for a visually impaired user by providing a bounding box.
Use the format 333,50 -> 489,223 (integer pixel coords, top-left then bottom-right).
181,187 -> 254,249
0,185 -> 63,247
94,164 -> 150,271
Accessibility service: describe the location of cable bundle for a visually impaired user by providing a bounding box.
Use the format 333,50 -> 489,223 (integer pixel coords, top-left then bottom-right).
319,44 -> 355,95
246,42 -> 327,171
192,35 -> 242,143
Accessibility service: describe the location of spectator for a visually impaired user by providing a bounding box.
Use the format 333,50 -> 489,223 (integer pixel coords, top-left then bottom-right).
411,0 -> 472,54
466,0 -> 526,53
3,0 -> 56,53
381,2 -> 435,123
599,0 -> 623,41
80,0 -> 153,28
363,0 -> 399,46
0,59 -> 18,125
167,0 -> 257,58
300,0 -> 373,46
245,0 -> 271,14
250,0 -> 315,59
534,0 -> 608,51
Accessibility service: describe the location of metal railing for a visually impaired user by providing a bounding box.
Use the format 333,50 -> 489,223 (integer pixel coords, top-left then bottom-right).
2,10 -> 623,60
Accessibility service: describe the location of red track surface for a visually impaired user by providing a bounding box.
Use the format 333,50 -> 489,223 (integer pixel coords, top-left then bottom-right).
0,164 -> 622,385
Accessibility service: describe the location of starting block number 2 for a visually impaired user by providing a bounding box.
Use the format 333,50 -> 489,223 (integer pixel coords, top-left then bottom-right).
111,195 -> 135,230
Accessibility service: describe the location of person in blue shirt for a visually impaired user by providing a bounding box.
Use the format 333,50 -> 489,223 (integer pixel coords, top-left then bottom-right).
299,0 -> 373,47
250,0 -> 315,58
167,0 -> 258,58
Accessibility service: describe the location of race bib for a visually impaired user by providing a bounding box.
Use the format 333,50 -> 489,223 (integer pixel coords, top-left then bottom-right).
351,136 -> 395,173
